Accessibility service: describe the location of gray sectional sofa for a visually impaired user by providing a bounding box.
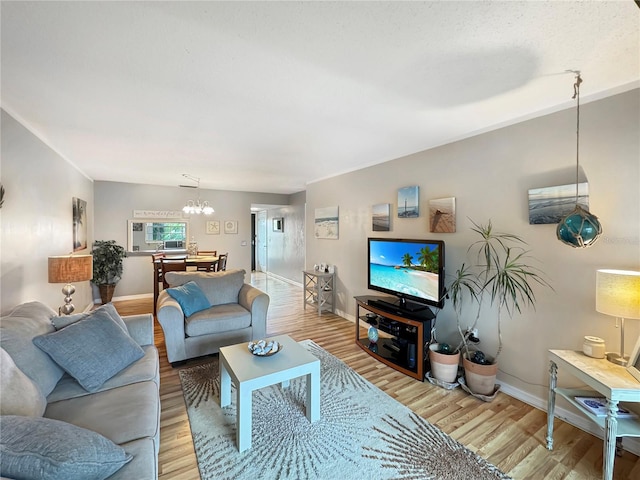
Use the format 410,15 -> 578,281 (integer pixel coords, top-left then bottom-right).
157,268 -> 269,365
0,301 -> 160,480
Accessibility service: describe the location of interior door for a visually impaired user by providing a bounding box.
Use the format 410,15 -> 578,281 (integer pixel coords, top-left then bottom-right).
256,210 -> 267,272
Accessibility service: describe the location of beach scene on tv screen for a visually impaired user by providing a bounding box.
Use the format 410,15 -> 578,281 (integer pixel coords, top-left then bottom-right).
370,241 -> 439,301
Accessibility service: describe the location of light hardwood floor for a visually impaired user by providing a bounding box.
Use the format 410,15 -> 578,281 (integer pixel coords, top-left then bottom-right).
112,273 -> 640,480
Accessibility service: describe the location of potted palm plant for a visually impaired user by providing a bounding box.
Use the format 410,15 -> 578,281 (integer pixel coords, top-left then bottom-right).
91,240 -> 127,304
449,220 -> 551,396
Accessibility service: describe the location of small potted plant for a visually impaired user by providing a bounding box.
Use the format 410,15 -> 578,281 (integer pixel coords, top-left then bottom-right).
428,341 -> 460,384
428,262 -> 481,384
91,240 -> 127,304
450,220 -> 551,397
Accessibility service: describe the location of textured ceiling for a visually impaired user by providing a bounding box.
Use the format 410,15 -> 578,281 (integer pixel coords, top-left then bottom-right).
2,1 -> 639,194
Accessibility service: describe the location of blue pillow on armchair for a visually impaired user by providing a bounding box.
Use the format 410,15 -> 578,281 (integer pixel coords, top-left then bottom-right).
166,281 -> 211,317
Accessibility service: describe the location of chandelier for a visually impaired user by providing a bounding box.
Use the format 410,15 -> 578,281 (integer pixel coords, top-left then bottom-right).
556,72 -> 602,248
181,174 -> 214,215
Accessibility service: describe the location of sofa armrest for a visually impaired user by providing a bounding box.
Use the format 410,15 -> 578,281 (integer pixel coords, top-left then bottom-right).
238,284 -> 270,340
156,290 -> 188,363
122,313 -> 154,346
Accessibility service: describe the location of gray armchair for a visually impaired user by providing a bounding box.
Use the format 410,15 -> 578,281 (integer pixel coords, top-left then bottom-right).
156,269 -> 269,365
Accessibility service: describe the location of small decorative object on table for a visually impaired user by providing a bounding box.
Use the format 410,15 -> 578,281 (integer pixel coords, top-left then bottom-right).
248,339 -> 281,356
367,326 -> 379,344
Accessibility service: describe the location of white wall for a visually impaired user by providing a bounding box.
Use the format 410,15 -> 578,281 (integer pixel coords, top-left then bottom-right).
1,110 -> 94,314
305,89 -> 640,405
93,181 -> 290,297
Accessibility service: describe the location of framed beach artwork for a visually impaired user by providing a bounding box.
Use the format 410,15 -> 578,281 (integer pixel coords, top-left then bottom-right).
372,203 -> 390,231
315,206 -> 339,239
429,197 -> 456,233
397,186 -> 419,218
528,182 -> 589,224
72,197 -> 87,252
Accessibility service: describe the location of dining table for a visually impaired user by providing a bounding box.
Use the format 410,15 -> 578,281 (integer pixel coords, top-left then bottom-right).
153,255 -> 218,315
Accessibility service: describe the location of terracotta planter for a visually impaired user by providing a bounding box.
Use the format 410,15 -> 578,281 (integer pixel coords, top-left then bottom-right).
98,284 -> 116,305
462,352 -> 498,395
428,344 -> 461,383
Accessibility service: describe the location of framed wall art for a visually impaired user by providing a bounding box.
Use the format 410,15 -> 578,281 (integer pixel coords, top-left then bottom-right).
206,220 -> 220,235
397,186 -> 419,218
273,217 -> 284,232
372,203 -> 390,231
315,206 -> 339,239
72,197 -> 87,252
224,220 -> 238,234
429,197 -> 456,233
528,182 -> 589,224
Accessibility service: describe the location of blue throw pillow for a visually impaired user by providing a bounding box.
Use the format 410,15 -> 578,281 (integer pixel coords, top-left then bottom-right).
167,281 -> 211,317
32,309 -> 144,392
0,415 -> 132,480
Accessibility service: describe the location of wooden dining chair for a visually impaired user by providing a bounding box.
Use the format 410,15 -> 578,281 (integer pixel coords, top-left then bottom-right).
161,256 -> 187,289
196,260 -> 216,272
196,250 -> 217,272
151,253 -> 166,316
215,253 -> 228,272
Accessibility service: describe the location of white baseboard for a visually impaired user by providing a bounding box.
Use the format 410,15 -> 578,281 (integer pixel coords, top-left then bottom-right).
265,271 -> 302,288
499,382 -> 640,456
93,293 -> 153,304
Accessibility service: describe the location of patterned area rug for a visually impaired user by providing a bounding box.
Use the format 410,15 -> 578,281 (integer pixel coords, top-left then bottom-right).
178,340 -> 511,480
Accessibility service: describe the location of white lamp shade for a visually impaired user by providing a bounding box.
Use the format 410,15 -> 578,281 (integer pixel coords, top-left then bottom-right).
596,269 -> 640,319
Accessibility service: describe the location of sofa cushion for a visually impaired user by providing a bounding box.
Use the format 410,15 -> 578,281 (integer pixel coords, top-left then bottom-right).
45,381 -> 160,447
0,301 -> 64,396
47,345 -> 159,403
0,347 -> 46,417
52,302 -> 129,334
33,308 -> 145,393
185,304 -> 252,337
107,438 -> 157,480
165,269 -> 245,306
166,281 -> 211,317
0,415 -> 132,480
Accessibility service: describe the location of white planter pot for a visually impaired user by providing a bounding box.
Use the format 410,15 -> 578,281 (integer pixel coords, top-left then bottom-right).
462,352 -> 498,396
428,344 -> 461,383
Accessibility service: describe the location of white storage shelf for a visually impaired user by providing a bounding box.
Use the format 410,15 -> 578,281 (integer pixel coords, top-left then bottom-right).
303,270 -> 335,315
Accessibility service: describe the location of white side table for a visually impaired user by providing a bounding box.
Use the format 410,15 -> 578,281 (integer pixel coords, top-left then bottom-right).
303,270 -> 335,315
219,335 -> 321,452
546,349 -> 640,480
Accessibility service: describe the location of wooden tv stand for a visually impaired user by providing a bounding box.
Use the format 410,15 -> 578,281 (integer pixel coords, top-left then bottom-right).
354,296 -> 434,380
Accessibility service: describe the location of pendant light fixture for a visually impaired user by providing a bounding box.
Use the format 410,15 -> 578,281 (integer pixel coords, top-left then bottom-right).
556,72 -> 602,248
181,174 -> 214,215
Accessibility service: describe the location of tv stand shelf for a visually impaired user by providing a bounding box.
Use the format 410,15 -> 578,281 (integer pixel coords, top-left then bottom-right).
354,296 -> 433,380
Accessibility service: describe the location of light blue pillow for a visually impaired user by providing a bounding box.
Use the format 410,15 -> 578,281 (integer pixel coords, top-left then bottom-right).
0,415 -> 132,480
33,309 -> 144,392
167,281 -> 211,317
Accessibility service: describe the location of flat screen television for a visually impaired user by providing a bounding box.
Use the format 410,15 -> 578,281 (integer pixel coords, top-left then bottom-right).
367,237 -> 445,312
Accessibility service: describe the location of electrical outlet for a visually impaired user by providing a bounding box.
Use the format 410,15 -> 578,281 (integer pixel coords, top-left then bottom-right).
467,328 -> 480,344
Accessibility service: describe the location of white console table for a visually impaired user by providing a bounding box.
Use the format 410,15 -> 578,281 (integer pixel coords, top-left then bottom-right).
546,349 -> 640,480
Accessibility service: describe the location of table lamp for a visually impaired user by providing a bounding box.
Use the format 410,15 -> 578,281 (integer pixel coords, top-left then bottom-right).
596,269 -> 640,366
48,254 -> 93,315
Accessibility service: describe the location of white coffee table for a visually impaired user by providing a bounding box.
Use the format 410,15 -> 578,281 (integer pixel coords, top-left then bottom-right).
219,334 -> 321,452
